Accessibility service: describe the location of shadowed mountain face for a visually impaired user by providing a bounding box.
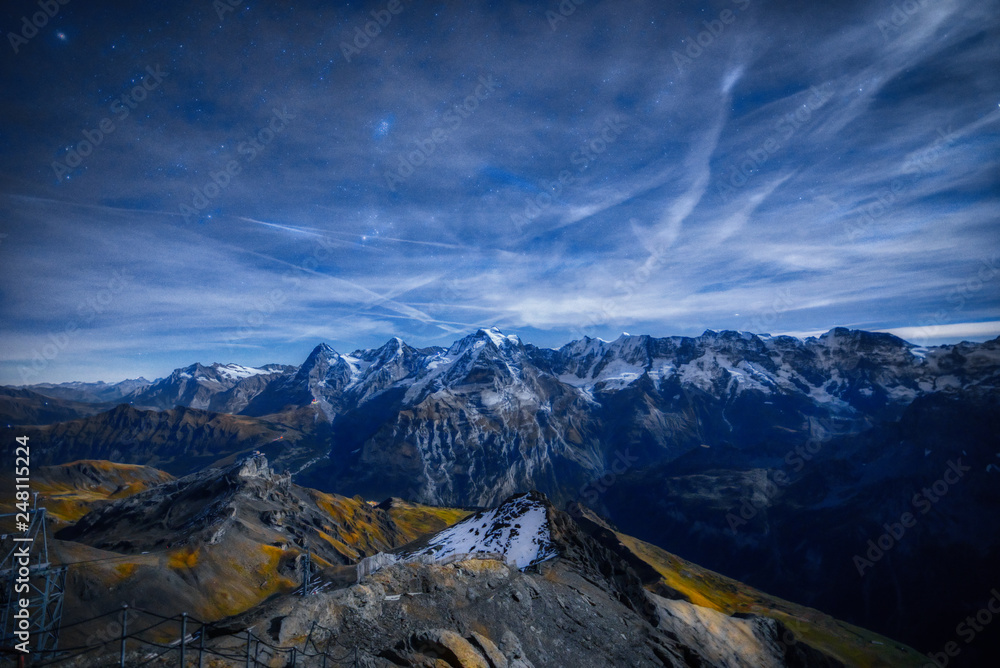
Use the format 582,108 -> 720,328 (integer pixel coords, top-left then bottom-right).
0,387 -> 116,425
600,389 -> 1000,665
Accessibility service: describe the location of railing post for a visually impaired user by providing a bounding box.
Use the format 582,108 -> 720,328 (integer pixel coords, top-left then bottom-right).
119,603 -> 129,668
290,647 -> 296,666
245,629 -> 252,667
199,620 -> 205,668
305,620 -> 316,653
180,612 -> 187,667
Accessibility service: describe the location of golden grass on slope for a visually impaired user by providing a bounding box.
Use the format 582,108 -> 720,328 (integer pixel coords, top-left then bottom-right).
385,503 -> 472,542
0,460 -> 173,523
317,530 -> 361,560
307,489 -> 470,556
167,547 -> 200,569
615,532 -> 928,668
114,562 -> 137,579
168,543 -> 299,621
23,489 -> 103,523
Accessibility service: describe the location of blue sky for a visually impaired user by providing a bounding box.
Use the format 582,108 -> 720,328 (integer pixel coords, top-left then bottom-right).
0,0 -> 998,383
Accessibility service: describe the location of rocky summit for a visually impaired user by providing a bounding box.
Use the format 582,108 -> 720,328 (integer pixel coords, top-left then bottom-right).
47,454 -> 470,634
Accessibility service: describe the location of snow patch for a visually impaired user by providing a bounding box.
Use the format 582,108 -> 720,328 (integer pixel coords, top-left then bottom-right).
405,493 -> 557,569
214,364 -> 273,381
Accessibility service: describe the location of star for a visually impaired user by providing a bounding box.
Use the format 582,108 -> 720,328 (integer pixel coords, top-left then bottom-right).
373,114 -> 395,140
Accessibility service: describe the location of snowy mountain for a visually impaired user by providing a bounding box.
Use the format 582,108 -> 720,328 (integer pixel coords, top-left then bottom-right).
536,327 -> 995,414
124,362 -> 294,413
5,326 -> 999,662
301,327 -> 998,509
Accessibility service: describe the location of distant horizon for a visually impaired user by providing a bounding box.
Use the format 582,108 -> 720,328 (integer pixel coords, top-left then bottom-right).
8,320 -> 999,386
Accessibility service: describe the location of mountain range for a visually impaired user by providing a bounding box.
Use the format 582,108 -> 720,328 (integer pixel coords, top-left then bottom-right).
3,326 -> 998,664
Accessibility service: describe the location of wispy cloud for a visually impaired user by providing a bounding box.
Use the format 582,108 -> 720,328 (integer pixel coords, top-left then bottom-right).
0,0 -> 996,382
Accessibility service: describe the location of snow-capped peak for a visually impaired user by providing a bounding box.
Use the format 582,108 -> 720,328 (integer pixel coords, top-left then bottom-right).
308,342 -> 338,358
478,326 -> 520,348
445,327 -> 519,358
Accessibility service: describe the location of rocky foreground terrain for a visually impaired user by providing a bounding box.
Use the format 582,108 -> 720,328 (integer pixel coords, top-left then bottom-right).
211,492 -> 866,668
26,457 -> 924,667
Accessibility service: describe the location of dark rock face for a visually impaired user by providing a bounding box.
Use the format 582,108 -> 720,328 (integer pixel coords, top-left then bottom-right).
602,389 -> 1000,666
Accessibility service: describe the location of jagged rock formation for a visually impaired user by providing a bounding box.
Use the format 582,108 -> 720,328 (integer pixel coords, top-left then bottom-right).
59,454 -> 416,560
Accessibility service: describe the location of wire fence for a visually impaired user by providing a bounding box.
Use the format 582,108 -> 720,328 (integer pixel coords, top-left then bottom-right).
0,603 -> 359,667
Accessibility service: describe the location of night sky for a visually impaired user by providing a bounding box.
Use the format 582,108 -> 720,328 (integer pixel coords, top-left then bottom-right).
1,0 -> 998,383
